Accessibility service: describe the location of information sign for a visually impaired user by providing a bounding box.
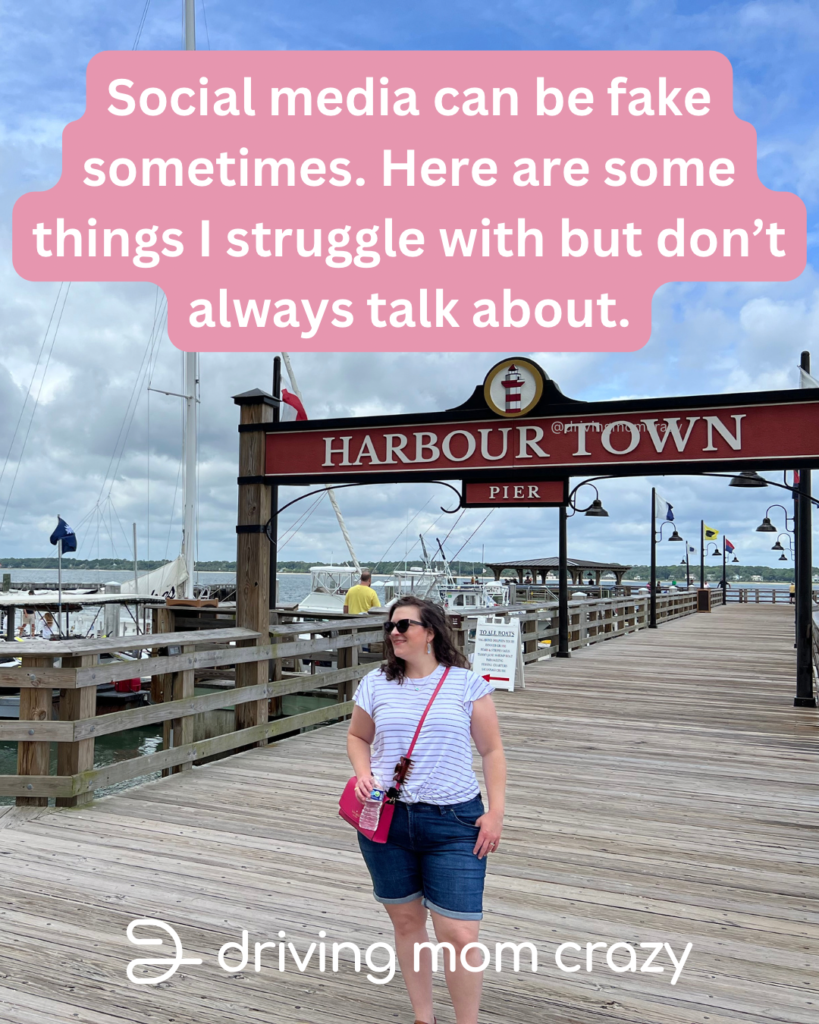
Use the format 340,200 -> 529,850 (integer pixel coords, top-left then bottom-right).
471,617 -> 525,692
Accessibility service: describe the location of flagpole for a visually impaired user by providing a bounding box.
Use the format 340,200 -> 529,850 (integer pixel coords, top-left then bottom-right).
722,541 -> 726,594
57,536 -> 63,637
649,487 -> 657,629
685,542 -> 690,589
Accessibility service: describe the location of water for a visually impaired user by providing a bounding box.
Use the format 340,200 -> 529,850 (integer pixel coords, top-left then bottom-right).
0,726 -> 165,807
0,570 -> 392,605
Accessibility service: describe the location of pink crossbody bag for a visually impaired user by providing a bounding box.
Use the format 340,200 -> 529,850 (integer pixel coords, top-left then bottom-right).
338,666 -> 451,843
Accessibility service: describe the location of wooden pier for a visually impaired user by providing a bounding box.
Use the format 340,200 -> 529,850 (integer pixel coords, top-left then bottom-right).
0,603 -> 815,1024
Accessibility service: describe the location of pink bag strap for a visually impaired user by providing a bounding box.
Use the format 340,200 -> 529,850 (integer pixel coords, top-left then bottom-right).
405,666 -> 450,760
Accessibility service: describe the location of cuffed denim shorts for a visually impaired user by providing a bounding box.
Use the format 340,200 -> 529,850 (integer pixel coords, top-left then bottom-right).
357,795 -> 487,921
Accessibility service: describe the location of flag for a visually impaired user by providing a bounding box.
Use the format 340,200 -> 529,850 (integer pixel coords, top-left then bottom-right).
281,388 -> 307,421
688,544 -> 696,553
654,493 -> 674,521
703,524 -> 719,541
49,516 -> 77,553
724,538 -> 735,553
799,366 -> 819,388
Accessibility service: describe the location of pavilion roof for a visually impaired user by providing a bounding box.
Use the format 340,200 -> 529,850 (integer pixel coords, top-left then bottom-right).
485,557 -> 631,571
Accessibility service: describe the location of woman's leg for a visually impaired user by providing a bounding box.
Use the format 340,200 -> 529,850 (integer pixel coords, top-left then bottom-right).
429,912 -> 483,1024
384,898 -> 435,1024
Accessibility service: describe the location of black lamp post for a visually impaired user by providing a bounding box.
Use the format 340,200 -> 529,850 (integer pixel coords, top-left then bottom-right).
559,481 -> 610,658
701,524 -> 720,588
650,487 -> 682,628
680,542 -> 692,589
757,506 -> 797,648
700,453 -> 816,708
700,520 -> 705,589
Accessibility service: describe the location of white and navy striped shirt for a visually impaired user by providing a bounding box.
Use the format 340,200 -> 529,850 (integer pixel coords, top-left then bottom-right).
353,664 -> 494,805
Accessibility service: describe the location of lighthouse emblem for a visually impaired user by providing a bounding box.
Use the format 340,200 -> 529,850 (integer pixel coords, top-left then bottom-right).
501,364 -> 524,413
483,358 -> 544,418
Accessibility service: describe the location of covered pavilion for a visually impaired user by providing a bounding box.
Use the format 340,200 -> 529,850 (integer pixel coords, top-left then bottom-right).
486,557 -> 631,586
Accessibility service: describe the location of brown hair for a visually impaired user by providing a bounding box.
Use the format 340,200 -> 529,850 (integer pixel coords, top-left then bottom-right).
383,596 -> 469,683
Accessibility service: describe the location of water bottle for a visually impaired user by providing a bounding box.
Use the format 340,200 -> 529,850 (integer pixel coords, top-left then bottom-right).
359,781 -> 385,831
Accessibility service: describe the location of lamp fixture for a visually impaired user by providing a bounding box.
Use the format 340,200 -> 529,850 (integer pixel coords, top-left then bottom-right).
756,516 -> 776,533
729,470 -> 768,488
584,498 -> 609,517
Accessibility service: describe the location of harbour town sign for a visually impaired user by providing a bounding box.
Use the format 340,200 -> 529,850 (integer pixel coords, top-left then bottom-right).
257,357 -> 819,497
233,354 -> 818,706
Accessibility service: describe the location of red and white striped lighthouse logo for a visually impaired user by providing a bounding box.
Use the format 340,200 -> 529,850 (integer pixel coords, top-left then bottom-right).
484,358 -> 544,418
501,364 -> 524,413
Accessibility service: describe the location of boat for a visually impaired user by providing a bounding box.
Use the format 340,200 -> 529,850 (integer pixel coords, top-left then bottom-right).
382,539 -> 509,612
296,566 -> 362,615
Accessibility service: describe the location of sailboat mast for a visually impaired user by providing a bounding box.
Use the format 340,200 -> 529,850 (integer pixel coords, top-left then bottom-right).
181,0 -> 197,597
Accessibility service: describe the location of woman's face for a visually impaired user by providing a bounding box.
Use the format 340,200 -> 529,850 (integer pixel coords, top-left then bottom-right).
388,605 -> 436,660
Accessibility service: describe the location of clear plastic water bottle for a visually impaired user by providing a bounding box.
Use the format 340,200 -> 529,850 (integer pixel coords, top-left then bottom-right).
359,781 -> 385,831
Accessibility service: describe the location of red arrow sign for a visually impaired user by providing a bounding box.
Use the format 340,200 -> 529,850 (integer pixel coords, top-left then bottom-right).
482,674 -> 510,683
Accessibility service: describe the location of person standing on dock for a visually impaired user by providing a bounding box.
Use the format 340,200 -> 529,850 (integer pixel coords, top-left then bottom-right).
343,570 -> 381,615
18,592 -> 36,637
347,596 -> 506,1024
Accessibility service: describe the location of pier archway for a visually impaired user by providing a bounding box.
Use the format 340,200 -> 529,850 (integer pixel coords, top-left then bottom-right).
234,355 -> 819,708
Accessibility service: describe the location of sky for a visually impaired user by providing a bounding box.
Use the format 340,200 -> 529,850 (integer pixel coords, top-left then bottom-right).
0,0 -> 818,573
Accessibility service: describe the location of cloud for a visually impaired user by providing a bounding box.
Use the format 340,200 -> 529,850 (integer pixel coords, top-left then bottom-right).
0,0 -> 817,570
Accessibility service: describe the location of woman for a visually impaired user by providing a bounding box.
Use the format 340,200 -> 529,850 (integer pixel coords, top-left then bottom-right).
347,596 -> 506,1024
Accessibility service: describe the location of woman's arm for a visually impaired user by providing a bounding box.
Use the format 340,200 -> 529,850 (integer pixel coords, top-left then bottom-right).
470,694 -> 507,859
347,705 -> 378,804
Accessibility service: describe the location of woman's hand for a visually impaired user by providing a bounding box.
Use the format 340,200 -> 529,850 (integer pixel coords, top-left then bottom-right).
354,774 -> 378,805
473,808 -> 503,859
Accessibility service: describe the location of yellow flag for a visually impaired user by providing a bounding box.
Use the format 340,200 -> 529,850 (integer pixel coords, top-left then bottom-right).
703,524 -> 720,540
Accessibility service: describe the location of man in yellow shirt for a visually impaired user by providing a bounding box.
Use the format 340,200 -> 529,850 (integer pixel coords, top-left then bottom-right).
343,570 -> 381,615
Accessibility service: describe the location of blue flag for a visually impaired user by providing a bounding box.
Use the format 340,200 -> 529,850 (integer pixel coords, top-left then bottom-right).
654,492 -> 674,522
50,516 -> 77,553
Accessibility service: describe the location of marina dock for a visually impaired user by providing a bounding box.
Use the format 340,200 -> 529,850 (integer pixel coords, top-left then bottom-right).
0,602 -> 815,1023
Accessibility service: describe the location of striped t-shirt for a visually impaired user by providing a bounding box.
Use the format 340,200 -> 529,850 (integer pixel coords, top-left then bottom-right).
353,663 -> 494,805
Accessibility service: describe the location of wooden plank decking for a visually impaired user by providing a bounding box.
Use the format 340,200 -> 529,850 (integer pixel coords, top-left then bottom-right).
0,604 -> 816,1024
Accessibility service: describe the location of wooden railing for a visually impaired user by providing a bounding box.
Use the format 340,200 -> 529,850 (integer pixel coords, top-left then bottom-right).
458,590 -> 705,662
0,588 -> 723,805
0,621 -> 381,806
726,587 -> 793,604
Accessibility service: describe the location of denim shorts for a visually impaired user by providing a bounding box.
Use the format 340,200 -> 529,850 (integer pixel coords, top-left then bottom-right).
357,795 -> 487,921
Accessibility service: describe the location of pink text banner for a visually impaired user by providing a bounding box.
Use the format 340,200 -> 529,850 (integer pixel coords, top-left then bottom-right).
13,50 -> 806,353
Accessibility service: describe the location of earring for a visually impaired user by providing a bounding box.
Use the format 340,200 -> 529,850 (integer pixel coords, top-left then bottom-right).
427,641 -> 432,654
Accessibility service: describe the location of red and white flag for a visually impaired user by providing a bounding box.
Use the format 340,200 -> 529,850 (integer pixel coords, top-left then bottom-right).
281,388 -> 307,421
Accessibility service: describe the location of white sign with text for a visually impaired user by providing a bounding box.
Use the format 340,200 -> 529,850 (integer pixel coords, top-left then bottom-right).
471,617 -> 524,692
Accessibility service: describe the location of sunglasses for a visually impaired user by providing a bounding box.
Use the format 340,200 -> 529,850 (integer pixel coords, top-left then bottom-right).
383,618 -> 425,634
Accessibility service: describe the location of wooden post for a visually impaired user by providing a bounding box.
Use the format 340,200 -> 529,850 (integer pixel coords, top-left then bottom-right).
448,614 -> 467,659
171,643 -> 195,772
151,605 -> 175,705
523,616 -> 537,660
234,390 -> 274,744
578,602 -> 589,648
56,655 -> 97,807
268,610 -> 283,719
16,657 -> 54,807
